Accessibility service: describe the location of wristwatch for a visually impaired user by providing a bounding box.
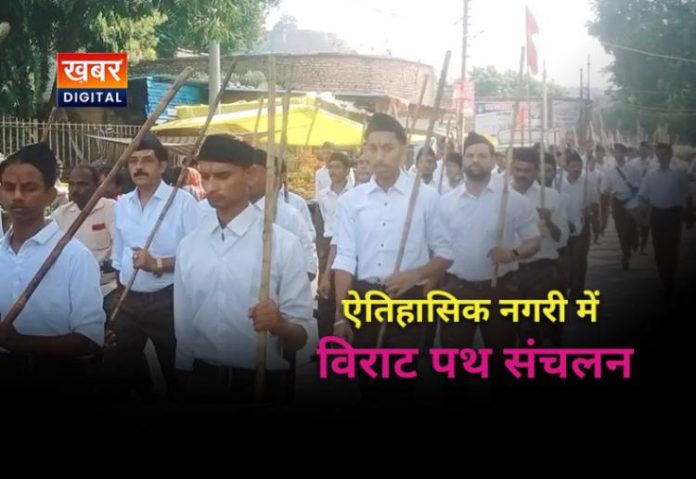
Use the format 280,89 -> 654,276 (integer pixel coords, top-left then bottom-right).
511,248 -> 520,260
155,257 -> 164,277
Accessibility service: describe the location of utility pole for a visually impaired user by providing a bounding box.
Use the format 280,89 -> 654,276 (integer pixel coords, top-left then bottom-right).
459,0 -> 470,150
461,0 -> 469,82
586,55 -> 592,144
578,67 -> 584,147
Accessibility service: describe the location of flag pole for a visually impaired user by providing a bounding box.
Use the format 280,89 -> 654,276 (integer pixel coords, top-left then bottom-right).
540,61 -> 547,208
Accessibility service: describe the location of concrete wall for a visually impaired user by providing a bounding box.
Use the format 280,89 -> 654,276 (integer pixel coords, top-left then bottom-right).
131,53 -> 436,105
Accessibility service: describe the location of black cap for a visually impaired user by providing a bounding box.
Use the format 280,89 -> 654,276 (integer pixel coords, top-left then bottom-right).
365,113 -> 406,143
198,134 -> 254,168
463,132 -> 494,153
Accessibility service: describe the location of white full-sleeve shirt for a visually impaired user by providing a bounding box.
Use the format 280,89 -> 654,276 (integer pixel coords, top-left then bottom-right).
174,205 -> 313,371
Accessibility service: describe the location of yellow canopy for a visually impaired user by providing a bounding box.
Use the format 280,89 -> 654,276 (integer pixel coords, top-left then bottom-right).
153,96 -> 366,147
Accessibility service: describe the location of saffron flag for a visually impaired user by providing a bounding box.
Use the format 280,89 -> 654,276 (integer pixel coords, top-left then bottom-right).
526,5 -> 539,75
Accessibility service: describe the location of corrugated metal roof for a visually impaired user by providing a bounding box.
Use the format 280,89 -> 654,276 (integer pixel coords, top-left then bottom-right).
144,77 -> 207,124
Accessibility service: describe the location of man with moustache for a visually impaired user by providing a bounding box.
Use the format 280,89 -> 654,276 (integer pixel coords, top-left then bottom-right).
51,164 -> 115,269
438,133 -> 540,395
103,134 -> 200,400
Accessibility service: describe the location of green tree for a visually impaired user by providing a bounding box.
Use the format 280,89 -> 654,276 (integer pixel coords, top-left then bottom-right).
0,1 -> 163,118
589,0 -> 696,144
0,0 -> 276,119
469,65 -> 564,98
155,0 -> 278,57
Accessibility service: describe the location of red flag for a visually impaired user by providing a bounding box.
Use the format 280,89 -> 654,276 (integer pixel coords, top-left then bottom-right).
526,5 -> 539,36
527,39 -> 539,75
525,5 -> 539,75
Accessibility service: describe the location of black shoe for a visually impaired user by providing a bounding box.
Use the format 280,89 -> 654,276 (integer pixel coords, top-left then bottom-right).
622,259 -> 630,270
640,249 -> 648,256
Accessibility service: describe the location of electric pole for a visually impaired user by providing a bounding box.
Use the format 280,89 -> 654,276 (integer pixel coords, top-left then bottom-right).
459,0 -> 471,150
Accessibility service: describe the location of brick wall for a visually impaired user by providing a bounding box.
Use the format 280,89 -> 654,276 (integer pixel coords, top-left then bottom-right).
130,53 -> 436,105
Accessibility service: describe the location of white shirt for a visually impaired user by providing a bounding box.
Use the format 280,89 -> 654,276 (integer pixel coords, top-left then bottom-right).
629,157 -> 654,178
0,221 -> 105,349
588,169 -> 604,195
51,198 -> 116,264
198,197 -> 215,215
438,176 -> 463,196
174,205 -> 313,371
280,187 -> 316,242
558,192 -> 577,246
334,172 -> 453,283
408,160 -> 444,188
602,163 -> 642,209
200,196 -> 317,276
518,183 -> 569,262
112,181 -> 200,293
440,180 -> 540,281
650,156 -> 688,172
317,182 -> 351,238
639,167 -> 690,209
560,173 -> 599,236
315,166 -> 355,201
254,196 -> 318,277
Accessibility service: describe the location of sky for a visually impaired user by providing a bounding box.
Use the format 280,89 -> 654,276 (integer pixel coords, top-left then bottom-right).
265,0 -> 615,90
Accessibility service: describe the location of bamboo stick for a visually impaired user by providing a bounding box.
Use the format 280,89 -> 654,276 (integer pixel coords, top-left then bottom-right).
540,62 -> 547,208
405,75 -> 430,145
437,119 -> 452,194
252,98 -> 265,149
255,55 -> 278,400
492,47 -> 526,288
376,51 -> 451,348
279,88 -> 291,202
108,63 -> 237,323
